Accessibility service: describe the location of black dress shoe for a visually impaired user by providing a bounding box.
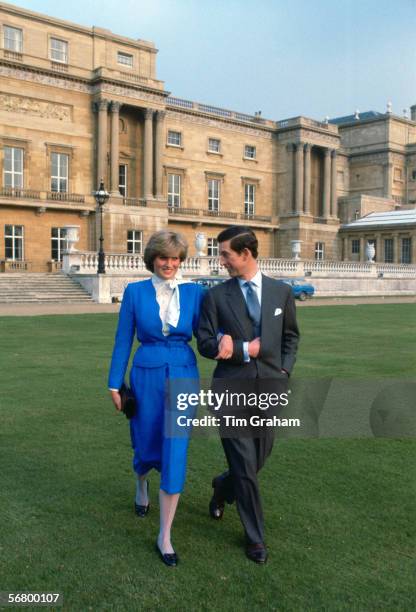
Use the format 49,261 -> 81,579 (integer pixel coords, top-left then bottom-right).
134,480 -> 149,517
245,543 -> 268,564
209,477 -> 225,520
155,543 -> 178,567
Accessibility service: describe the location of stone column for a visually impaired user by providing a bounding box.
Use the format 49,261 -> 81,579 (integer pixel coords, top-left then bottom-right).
295,143 -> 304,214
330,149 -> 337,217
96,99 -> 109,188
110,101 -> 121,195
393,235 -> 399,263
286,144 -> 296,213
342,236 -> 348,261
303,143 -> 311,214
322,148 -> 331,218
411,235 -> 416,264
143,108 -> 154,200
359,237 -> 365,262
155,110 -> 166,198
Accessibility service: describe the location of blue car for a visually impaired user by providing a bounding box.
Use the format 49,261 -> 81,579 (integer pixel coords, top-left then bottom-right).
281,278 -> 315,300
192,277 -> 226,289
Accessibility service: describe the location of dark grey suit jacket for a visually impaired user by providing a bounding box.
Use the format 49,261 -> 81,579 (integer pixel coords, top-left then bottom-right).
197,274 -> 300,379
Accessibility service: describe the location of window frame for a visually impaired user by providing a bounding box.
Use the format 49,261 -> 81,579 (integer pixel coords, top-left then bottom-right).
244,144 -> 256,160
3,25 -> 23,52
351,239 -> 360,255
244,183 -> 256,216
208,178 -> 220,212
117,51 -> 133,68
401,237 -> 411,264
208,138 -> 221,154
167,173 -> 181,208
119,164 -> 128,197
127,229 -> 143,254
3,146 -> 24,189
314,241 -> 325,261
51,227 -> 67,262
49,36 -> 68,64
207,237 -> 219,257
4,224 -> 24,261
384,238 -> 393,263
51,152 -> 69,193
167,130 -> 182,147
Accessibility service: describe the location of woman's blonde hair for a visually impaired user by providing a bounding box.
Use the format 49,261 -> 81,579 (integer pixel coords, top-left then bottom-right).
143,230 -> 188,272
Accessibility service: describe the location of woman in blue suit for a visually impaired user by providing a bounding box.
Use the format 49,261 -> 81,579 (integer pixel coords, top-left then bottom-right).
108,230 -> 204,567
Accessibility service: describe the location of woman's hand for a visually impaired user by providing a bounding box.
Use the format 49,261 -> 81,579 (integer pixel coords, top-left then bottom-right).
216,334 -> 233,359
110,389 -> 122,411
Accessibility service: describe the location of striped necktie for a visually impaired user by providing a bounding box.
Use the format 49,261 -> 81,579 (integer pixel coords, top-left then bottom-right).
244,281 -> 261,337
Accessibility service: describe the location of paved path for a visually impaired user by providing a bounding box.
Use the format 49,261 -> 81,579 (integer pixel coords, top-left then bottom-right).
0,295 -> 415,316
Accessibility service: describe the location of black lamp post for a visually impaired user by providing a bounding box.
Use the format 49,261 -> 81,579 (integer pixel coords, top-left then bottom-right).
94,179 -> 110,274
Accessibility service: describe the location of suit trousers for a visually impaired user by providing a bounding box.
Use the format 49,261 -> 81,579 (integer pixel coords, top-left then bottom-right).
215,427 -> 275,545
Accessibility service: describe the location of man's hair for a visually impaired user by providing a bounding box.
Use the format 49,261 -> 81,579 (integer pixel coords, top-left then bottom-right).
217,226 -> 258,259
143,230 -> 188,272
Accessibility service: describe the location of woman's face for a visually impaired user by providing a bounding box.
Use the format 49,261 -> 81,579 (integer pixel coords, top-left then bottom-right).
153,254 -> 181,280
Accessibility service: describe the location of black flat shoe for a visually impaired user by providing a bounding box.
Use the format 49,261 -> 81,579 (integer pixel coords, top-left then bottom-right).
155,543 -> 178,567
209,477 -> 225,520
134,480 -> 149,517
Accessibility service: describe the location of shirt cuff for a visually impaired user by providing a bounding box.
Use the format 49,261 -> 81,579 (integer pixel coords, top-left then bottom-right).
243,341 -> 250,362
109,388 -> 119,392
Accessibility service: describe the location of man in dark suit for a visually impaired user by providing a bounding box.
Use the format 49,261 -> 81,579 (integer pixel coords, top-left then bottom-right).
197,226 -> 299,563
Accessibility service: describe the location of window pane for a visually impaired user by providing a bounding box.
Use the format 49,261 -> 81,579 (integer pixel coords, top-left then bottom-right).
51,178 -> 58,192
14,226 -> 23,237
4,26 -> 22,52
51,153 -> 58,175
5,237 -> 13,258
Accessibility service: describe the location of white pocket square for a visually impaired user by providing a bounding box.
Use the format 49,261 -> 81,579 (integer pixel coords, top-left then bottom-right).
274,308 -> 282,316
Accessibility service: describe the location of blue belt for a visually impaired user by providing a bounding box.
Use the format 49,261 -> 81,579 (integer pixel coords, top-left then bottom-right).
140,341 -> 187,348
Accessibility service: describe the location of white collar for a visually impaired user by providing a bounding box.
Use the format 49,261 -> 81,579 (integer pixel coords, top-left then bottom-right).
151,273 -> 179,290
238,269 -> 262,289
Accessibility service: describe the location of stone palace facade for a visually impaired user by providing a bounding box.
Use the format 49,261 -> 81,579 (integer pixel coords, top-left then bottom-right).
1,2 -> 416,272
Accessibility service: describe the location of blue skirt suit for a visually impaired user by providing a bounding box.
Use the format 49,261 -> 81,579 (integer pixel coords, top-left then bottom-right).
108,279 -> 204,494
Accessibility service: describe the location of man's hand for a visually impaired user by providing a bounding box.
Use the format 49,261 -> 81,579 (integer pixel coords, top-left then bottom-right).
248,337 -> 261,358
110,389 -> 122,411
215,334 -> 233,360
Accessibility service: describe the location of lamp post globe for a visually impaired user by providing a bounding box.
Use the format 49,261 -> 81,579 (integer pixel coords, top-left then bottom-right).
94,179 -> 110,274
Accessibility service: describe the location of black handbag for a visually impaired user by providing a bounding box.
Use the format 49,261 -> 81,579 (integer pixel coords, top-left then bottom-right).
119,383 -> 137,419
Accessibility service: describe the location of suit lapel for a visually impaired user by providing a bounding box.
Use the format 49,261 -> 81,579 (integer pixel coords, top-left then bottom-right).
225,278 -> 253,338
260,274 -> 278,339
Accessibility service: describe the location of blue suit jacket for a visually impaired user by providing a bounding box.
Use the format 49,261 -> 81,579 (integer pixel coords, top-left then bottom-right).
108,279 -> 204,389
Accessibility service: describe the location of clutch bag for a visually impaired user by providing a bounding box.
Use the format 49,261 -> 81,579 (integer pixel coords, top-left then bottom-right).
119,383 -> 137,419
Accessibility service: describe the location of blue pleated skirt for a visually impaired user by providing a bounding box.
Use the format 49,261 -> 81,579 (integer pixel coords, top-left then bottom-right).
129,364 -> 198,494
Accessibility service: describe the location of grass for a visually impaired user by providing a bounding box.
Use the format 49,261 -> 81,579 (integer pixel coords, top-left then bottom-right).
0,304 -> 415,611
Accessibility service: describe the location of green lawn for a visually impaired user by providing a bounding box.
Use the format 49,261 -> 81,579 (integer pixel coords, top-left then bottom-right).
0,305 -> 415,611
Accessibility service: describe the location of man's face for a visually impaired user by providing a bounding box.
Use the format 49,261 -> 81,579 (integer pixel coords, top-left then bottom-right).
219,239 -> 249,277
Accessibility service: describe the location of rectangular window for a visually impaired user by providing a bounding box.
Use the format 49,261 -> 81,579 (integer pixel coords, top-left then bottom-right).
208,138 -> 221,153
4,224 -> 24,260
244,183 -> 256,216
168,174 -> 181,208
127,230 -> 142,254
50,37 -> 68,63
51,153 -> 69,193
119,164 -> 127,196
384,238 -> 393,263
207,238 -> 219,257
167,130 -> 182,147
51,227 -> 67,262
393,167 -> 403,182
208,179 -> 220,212
117,51 -> 133,67
244,145 -> 256,159
314,242 -> 325,261
351,239 -> 360,254
401,237 -> 411,264
4,25 -> 22,52
4,146 -> 23,188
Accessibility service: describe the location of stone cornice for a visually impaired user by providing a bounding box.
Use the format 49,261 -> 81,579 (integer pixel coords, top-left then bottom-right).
0,62 -> 168,104
166,108 -> 273,139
